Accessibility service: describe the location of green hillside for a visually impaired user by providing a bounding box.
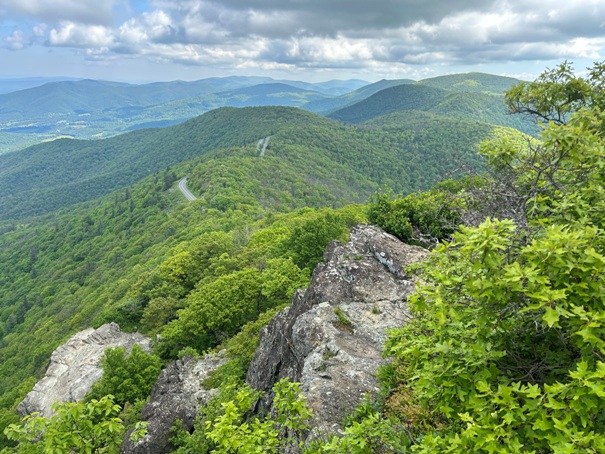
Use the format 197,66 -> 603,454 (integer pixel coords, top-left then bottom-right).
360,110 -> 526,157
302,78 -> 414,114
0,104 -> 501,221
328,84 -> 445,123
0,107 -> 327,219
0,98 -> 514,442
329,81 -> 537,135
0,157 -> 363,445
416,72 -> 521,94
4,63 -> 604,454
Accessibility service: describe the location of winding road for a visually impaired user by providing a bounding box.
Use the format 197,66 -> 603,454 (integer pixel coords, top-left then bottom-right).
179,136 -> 268,202
178,177 -> 197,201
256,136 -> 270,157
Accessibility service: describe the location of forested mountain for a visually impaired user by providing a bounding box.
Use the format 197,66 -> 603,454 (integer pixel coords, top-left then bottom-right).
0,77 -> 367,154
0,104 -> 523,221
326,73 -> 539,139
0,86 -> 533,447
416,72 -> 520,94
0,144 -> 370,444
0,72 -> 525,155
8,67 -> 586,453
302,78 -> 414,114
328,80 -> 537,135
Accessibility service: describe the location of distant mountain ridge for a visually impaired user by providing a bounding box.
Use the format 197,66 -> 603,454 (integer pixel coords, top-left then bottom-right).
0,76 -> 367,153
328,73 -> 537,135
0,72 -> 529,155
303,78 -> 415,114
416,72 -> 521,94
0,76 -> 80,95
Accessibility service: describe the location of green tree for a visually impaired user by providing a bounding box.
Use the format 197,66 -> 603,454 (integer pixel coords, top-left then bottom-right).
285,211 -> 351,270
505,60 -> 601,125
205,379 -> 312,453
381,63 -> 605,453
160,268 -> 263,356
86,345 -> 162,409
367,187 -> 463,246
4,395 -> 145,454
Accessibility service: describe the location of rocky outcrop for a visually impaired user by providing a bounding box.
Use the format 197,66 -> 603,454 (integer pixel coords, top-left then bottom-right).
246,224 -> 427,439
18,323 -> 151,418
121,351 -> 227,454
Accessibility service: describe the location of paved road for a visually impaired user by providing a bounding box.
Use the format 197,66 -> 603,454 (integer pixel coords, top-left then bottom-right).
178,177 -> 197,201
256,136 -> 270,157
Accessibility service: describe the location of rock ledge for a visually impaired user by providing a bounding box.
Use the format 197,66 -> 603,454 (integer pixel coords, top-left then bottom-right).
18,323 -> 151,418
246,224 -> 427,439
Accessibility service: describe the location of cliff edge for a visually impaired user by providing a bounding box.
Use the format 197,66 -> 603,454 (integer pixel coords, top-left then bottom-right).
246,224 -> 427,439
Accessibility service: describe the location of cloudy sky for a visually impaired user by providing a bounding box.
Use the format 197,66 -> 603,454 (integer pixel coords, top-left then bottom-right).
0,0 -> 604,83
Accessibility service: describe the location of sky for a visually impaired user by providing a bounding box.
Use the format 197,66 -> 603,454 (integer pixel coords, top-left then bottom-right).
0,0 -> 604,83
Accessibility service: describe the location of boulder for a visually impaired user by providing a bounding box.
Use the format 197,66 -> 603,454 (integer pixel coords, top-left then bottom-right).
246,224 -> 427,439
18,323 -> 151,418
121,351 -> 227,454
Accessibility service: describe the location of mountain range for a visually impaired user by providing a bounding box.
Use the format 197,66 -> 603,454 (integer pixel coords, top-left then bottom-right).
0,70 -> 536,449
0,73 -> 531,154
0,77 -> 366,153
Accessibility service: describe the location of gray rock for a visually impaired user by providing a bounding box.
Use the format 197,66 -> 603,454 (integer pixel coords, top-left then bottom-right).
121,351 -> 227,454
17,323 -> 151,418
246,224 -> 427,441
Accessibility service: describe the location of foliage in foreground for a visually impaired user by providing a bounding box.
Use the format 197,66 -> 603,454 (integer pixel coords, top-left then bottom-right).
4,395 -> 146,454
366,181 -> 466,247
382,62 -> 605,452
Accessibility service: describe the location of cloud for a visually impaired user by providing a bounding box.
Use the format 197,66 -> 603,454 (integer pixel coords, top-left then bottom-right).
49,22 -> 114,47
2,0 -> 605,76
2,29 -> 29,49
0,0 -> 117,25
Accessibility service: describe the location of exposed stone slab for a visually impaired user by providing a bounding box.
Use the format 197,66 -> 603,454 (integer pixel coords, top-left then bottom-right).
18,322 -> 151,418
246,224 -> 427,440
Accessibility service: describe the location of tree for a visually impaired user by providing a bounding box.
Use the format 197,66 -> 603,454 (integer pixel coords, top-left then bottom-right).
4,395 -> 146,454
367,186 -> 463,247
505,60 -> 598,125
159,268 -> 263,356
284,211 -> 351,270
205,379 -> 312,453
382,63 -> 605,452
86,345 -> 162,409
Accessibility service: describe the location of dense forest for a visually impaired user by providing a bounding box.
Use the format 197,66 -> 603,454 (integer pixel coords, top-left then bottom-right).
2,63 -> 604,452
0,73 -> 525,155
0,103 -> 523,220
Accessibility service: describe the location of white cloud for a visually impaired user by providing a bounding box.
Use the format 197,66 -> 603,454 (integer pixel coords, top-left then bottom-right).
2,0 -> 605,78
2,29 -> 28,49
49,22 -> 114,47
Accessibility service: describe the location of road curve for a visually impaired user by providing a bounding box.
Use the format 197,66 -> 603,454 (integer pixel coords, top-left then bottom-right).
178,177 -> 197,201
